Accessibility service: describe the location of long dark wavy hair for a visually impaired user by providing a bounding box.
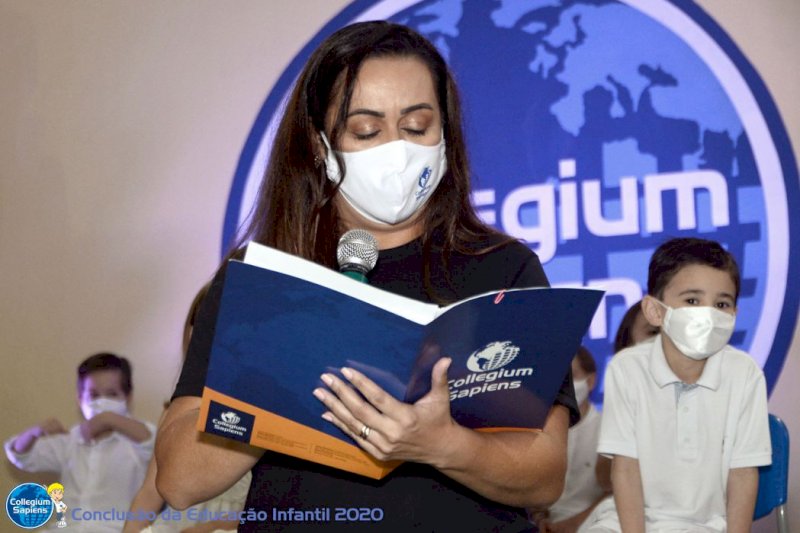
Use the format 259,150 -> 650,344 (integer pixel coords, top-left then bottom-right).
228,21 -> 510,270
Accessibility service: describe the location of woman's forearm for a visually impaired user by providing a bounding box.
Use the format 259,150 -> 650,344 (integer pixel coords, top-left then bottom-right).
435,405 -> 569,508
154,397 -> 261,510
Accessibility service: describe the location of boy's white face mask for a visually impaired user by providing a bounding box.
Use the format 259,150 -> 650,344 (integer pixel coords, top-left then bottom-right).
81,397 -> 128,420
322,133 -> 447,225
573,377 -> 590,406
654,300 -> 735,360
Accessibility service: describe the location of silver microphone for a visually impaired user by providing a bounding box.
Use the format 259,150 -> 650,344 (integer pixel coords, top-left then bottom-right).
337,229 -> 379,283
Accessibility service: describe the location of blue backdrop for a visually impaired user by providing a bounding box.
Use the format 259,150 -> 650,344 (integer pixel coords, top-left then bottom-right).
223,0 -> 799,401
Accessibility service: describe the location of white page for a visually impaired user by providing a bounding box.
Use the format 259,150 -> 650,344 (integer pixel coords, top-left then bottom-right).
243,241 -> 439,325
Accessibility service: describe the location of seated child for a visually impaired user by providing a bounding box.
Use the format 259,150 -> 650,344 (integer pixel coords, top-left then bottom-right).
612,300 -> 659,354
5,352 -> 155,532
581,237 -> 771,532
534,347 -> 610,533
594,300 -> 660,492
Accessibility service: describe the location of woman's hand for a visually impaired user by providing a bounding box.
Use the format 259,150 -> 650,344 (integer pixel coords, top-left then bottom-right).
313,356 -> 457,465
314,356 -> 569,508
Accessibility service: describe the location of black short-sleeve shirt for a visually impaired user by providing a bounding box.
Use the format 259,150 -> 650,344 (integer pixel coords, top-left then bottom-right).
173,234 -> 578,532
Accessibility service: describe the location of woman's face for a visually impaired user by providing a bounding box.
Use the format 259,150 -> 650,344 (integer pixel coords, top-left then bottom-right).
325,56 -> 443,246
328,56 -> 442,151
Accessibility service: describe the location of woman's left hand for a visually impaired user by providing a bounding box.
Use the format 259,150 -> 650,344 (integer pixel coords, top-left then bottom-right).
313,357 -> 456,465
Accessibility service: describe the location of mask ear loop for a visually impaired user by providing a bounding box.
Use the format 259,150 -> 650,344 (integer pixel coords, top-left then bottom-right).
642,295 -> 668,329
319,132 -> 342,185
319,131 -> 332,151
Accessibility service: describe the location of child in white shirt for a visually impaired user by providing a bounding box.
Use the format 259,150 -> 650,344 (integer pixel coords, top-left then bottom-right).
582,237 -> 771,533
6,352 -> 155,532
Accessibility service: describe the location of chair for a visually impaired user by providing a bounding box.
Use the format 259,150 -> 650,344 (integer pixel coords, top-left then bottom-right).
753,414 -> 790,532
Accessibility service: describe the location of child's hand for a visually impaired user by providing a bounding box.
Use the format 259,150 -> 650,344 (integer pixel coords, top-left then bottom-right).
79,412 -> 119,441
80,412 -> 151,443
11,419 -> 67,453
36,419 -> 67,437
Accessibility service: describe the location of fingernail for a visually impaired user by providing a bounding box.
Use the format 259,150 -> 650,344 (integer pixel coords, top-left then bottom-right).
313,388 -> 326,400
320,374 -> 333,386
321,412 -> 333,422
341,367 -> 353,379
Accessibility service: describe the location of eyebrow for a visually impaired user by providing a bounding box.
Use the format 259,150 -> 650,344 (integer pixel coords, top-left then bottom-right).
347,103 -> 434,118
678,289 -> 735,300
678,289 -> 703,296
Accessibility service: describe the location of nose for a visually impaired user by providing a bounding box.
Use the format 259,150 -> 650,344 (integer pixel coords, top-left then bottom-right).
384,125 -> 402,142
385,139 -> 408,170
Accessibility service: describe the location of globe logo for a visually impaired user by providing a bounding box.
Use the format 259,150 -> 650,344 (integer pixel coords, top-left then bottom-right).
224,0 -> 798,398
221,411 -> 241,425
5,483 -> 53,529
466,341 -> 520,372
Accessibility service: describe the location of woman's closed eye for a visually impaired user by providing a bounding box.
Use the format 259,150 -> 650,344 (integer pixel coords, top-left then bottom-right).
353,130 -> 380,141
402,127 -> 427,137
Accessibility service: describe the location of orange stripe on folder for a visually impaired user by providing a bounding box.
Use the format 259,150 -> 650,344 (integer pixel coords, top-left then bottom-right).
198,387 -> 401,479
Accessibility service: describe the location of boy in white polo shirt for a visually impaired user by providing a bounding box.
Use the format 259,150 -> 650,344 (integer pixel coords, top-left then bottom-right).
581,237 -> 771,533
5,353 -> 155,532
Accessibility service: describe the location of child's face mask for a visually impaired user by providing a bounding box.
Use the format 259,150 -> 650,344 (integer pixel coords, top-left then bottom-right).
654,299 -> 735,360
573,377 -> 590,406
81,397 -> 128,420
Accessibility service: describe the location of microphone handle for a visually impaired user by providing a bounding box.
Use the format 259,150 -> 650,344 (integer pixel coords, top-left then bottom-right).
340,268 -> 368,283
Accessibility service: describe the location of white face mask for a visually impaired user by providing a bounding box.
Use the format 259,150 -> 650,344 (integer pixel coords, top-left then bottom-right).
655,300 -> 735,360
322,133 -> 447,225
573,377 -> 590,406
81,397 -> 128,420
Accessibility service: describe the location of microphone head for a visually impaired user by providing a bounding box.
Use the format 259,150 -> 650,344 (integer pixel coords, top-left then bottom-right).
337,229 -> 379,275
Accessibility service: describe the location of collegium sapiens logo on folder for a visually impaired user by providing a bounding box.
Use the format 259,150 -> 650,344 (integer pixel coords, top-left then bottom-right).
450,341 -> 535,402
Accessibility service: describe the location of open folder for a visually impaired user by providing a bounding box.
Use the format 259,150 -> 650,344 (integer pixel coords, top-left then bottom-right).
198,242 -> 603,479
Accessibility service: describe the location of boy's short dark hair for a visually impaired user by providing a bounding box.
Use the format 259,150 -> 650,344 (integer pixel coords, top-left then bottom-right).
77,352 -> 133,395
574,345 -> 596,375
647,237 -> 740,301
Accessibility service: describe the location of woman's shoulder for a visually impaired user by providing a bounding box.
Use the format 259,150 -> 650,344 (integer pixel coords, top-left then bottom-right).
446,232 -> 547,290
447,230 -> 533,261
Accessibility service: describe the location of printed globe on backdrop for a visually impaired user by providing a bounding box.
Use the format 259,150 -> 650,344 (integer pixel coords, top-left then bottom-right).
224,0 -> 798,402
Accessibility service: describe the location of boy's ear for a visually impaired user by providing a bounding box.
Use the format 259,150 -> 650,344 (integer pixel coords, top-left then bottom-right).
587,373 -> 597,392
641,295 -> 665,327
